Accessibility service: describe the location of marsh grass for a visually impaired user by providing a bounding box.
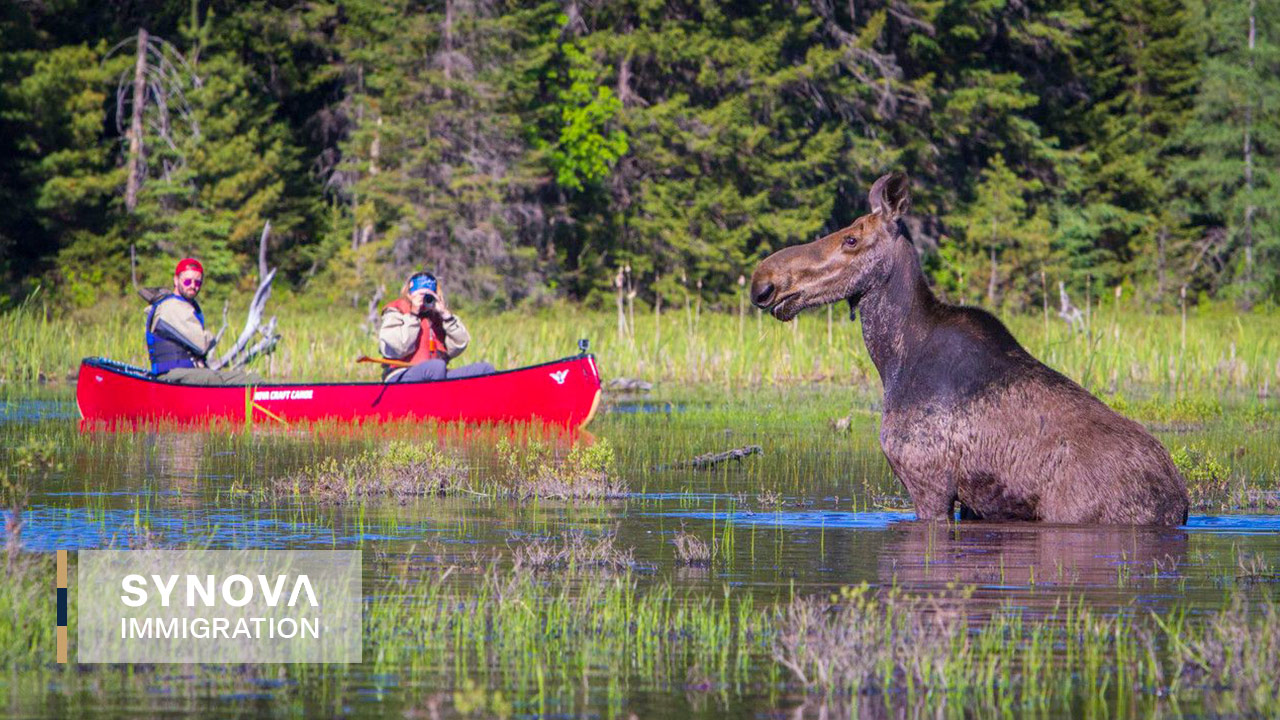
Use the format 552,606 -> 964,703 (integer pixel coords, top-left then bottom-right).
672,528 -> 715,567
774,583 -> 1280,716
1235,554 -> 1280,586
509,531 -> 637,572
756,490 -> 785,509
272,441 -> 458,502
492,436 -> 626,499
1162,596 -> 1280,712
267,433 -> 625,503
5,546 -> 1279,718
365,554 -> 770,711
5,294 -> 1280,403
0,553 -> 56,668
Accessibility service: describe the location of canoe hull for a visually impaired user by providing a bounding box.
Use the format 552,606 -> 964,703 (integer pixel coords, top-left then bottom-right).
76,356 -> 602,428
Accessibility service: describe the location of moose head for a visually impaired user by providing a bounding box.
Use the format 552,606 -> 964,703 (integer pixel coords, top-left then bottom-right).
751,172 -> 911,320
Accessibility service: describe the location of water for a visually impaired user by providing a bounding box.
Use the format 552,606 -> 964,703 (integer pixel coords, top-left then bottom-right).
3,387 -> 1279,718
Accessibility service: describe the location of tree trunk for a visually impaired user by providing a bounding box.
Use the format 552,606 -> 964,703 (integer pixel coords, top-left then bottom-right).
1243,0 -> 1257,304
350,189 -> 360,251
987,216 -> 999,307
1156,225 -> 1167,302
257,221 -> 271,285
125,28 -> 149,213
443,0 -> 454,100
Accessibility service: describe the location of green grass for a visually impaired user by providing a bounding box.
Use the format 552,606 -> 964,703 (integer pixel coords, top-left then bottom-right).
4,292 -> 1280,402
3,547 -> 1280,718
1,376 -> 1278,716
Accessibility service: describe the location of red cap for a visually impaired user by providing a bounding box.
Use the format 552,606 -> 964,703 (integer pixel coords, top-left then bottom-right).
174,258 -> 203,277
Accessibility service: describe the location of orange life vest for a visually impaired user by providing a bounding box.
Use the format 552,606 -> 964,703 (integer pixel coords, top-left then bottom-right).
384,298 -> 449,363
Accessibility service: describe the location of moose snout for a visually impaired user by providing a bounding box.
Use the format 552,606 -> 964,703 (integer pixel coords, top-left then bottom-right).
751,280 -> 776,308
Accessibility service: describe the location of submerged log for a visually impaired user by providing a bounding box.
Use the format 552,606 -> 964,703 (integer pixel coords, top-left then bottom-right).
654,445 -> 763,472
606,377 -> 653,392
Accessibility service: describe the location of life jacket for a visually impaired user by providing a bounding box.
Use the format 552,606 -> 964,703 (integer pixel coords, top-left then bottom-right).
383,298 -> 449,370
145,293 -> 205,374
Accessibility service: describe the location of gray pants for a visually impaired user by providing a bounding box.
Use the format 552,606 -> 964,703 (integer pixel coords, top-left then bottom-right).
161,367 -> 264,386
392,359 -> 496,383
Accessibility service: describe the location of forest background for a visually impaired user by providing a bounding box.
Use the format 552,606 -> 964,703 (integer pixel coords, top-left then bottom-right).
2,0 -> 1278,315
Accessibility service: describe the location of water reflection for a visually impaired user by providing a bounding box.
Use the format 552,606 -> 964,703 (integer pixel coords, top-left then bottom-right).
879,520 -> 1188,611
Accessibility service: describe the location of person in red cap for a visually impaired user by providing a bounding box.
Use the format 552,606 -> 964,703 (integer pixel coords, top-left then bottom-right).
144,258 -> 260,385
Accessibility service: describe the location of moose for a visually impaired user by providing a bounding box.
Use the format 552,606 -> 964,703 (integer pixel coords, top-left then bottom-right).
751,173 -> 1189,525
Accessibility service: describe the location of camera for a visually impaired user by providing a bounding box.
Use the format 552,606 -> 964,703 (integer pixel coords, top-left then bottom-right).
409,272 -> 438,315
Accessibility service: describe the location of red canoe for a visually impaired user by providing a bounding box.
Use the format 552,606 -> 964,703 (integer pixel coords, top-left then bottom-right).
76,354 -> 602,428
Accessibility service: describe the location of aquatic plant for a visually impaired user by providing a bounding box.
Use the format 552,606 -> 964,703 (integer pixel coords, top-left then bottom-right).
273,441 -> 458,502
0,553 -> 58,668
672,528 -> 714,567
772,584 -> 961,694
1163,595 -> 1280,712
509,531 -> 637,573
493,436 -> 626,500
1171,443 -> 1233,509
756,490 -> 784,509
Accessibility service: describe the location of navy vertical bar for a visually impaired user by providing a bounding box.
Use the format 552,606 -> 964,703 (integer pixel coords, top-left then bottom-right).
57,587 -> 67,626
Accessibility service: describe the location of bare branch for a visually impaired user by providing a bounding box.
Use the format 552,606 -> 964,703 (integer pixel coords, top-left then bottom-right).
258,221 -> 271,285
234,317 -> 281,369
209,268 -> 277,370
207,299 -> 230,355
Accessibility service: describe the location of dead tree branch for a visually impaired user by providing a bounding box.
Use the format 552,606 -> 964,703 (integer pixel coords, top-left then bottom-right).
209,223 -> 281,370
1057,281 -> 1084,332
257,220 -> 271,285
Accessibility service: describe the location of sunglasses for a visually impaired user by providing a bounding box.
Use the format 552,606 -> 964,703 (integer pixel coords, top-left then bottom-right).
181,277 -> 203,288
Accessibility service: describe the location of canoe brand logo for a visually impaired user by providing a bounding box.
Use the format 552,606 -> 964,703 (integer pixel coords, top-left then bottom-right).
77,550 -> 361,664
549,370 -> 569,385
253,389 -> 314,401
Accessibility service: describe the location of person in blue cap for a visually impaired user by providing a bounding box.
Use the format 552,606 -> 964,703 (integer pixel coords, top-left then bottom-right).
378,271 -> 496,382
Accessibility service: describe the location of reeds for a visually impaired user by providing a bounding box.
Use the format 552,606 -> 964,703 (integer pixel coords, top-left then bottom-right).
268,433 -> 627,502
509,531 -> 637,572
672,528 -> 714,567
5,293 -> 1280,403
272,441 -> 458,502
8,547 -> 1280,718
492,436 -> 626,500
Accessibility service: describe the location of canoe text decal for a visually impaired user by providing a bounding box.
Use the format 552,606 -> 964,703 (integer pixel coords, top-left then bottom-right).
253,390 -> 314,401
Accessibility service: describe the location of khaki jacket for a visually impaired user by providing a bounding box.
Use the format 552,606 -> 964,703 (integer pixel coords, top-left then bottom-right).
149,296 -> 214,363
378,306 -> 471,362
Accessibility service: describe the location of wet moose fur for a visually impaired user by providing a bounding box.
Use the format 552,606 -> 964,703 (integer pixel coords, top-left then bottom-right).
751,173 -> 1189,525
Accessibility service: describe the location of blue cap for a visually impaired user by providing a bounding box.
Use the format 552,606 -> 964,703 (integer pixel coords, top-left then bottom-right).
409,274 -> 437,294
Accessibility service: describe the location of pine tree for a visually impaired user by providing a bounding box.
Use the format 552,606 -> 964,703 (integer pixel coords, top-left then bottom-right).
120,7 -> 311,287
324,0 -> 556,305
9,42 -> 122,303
944,154 -> 1055,309
1068,0 -> 1200,302
1175,0 -> 1280,305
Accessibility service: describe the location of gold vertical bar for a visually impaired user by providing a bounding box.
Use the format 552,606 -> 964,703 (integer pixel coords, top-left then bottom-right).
56,550 -> 67,664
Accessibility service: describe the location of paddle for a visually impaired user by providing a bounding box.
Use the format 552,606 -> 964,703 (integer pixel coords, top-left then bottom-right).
356,355 -> 412,368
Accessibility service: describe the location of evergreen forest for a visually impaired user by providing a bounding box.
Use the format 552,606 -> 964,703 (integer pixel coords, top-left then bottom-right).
2,0 -> 1278,312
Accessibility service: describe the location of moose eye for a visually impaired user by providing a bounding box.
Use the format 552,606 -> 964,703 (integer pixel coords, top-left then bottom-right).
843,235 -> 858,247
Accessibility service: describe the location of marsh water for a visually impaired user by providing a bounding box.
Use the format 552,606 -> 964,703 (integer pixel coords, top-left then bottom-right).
3,384 -> 1279,718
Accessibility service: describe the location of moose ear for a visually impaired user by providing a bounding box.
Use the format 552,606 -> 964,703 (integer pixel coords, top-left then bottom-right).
868,172 -> 911,220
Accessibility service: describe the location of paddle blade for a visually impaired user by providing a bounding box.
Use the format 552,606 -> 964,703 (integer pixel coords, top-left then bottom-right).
356,355 -> 412,368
